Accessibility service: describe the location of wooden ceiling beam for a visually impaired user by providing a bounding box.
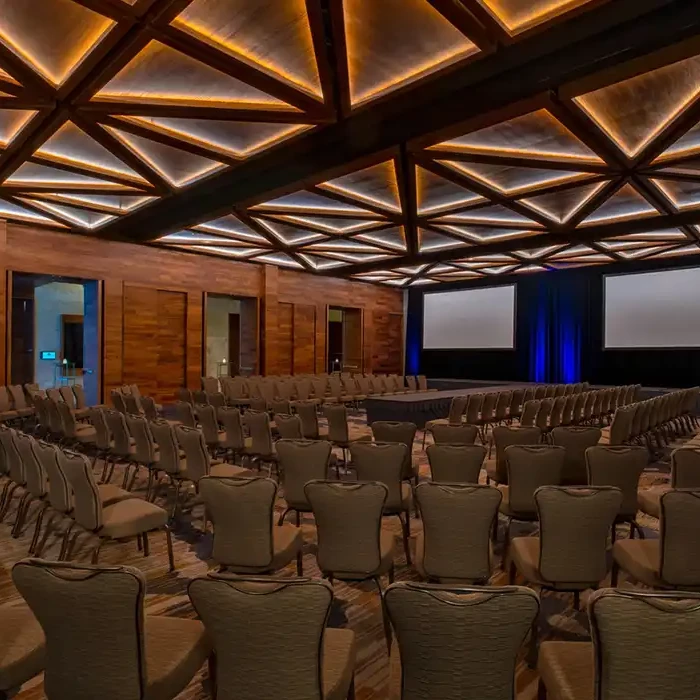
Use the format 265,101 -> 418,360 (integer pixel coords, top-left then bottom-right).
426,0 -> 498,52
305,0 -> 337,111
2,193 -> 79,230
307,185 -> 404,222
0,43 -> 54,98
457,0 -> 512,45
564,177 -> 625,228
395,148 -> 418,256
70,0 -> 138,21
326,0 -> 351,119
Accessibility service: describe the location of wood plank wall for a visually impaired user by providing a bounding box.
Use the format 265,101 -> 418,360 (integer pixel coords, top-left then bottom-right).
0,222 -> 404,400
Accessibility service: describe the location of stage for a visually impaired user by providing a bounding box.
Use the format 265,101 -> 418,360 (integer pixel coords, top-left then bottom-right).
364,383 -> 530,428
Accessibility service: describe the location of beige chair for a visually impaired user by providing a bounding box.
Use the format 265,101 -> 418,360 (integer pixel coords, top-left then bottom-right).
0,386 -> 19,423
415,483 -> 501,583
422,396 -> 467,448
538,588 -> 700,700
586,445 -> 647,540
8,385 -> 35,421
293,400 -> 328,440
103,409 -> 136,487
0,599 -> 44,698
510,486 -> 622,610
11,432 -> 49,539
277,439 -> 332,526
612,489 -> 700,589
305,480 -> 395,647
324,404 -> 366,475
519,400 -> 539,428
551,426 -> 601,485
56,401 -> 96,446
371,421 -> 418,483
149,419 -> 189,518
59,449 -> 175,570
217,407 -> 252,463
125,414 -> 160,498
0,427 -> 28,525
499,445 -> 565,564
197,403 -> 227,456
638,447 -> 700,519
385,582 -> 539,700
174,400 -> 197,428
12,558 -> 210,700
199,476 -> 303,575
188,574 -> 356,700
430,423 -> 478,445
244,410 -> 279,474
426,444 -> 486,483
487,426 -> 541,485
274,413 -> 304,440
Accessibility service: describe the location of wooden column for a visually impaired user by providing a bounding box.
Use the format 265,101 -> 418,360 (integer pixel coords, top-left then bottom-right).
102,278 -> 123,397
0,220 -> 6,386
186,290 -> 203,389
262,265 -> 279,375
315,303 -> 326,374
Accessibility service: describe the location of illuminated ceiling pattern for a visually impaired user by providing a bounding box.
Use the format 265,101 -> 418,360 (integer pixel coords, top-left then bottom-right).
0,0 -> 699,285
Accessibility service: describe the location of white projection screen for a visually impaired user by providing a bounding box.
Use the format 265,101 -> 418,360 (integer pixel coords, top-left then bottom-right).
423,285 -> 516,349
604,267 -> 700,348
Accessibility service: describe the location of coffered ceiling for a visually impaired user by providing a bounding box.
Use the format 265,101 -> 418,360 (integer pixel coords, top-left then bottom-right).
0,0 -> 699,285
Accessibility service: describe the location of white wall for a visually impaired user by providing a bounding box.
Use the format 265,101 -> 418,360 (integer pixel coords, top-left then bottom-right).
34,282 -> 84,389
206,296 -> 241,377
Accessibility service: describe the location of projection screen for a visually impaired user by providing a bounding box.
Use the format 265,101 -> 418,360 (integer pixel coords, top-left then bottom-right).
604,267 -> 700,348
423,285 -> 516,349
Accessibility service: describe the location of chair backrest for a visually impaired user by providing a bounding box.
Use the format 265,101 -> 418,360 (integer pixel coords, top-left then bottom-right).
245,410 -> 274,456
671,448 -> 700,488
608,405 -> 634,445
197,403 -> 221,447
294,378 -> 312,401
209,391 -> 226,408
59,385 -> 75,408
125,414 -> 157,464
139,395 -> 158,421
371,421 -> 417,451
492,426 -> 542,484
504,445 -> 565,514
271,399 -> 291,415
589,588 -> 700,700
406,376 -> 417,391
274,413 -> 303,440
46,397 -> 64,434
218,407 -> 246,450
72,384 -> 88,410
58,450 -> 102,531
104,409 -> 132,457
188,575 -> 333,700
519,400 -> 539,428
536,486 -> 622,585
13,559 -> 147,700
323,404 -> 349,443
385,582 -> 539,700
149,419 -> 181,476
585,445 -> 647,518
551,426 -> 602,485
417,375 -> 429,391
464,393 -> 484,424
33,440 -> 71,513
57,401 -> 79,438
0,385 -> 12,412
176,387 -> 193,404
175,400 -> 197,428
8,384 -> 28,410
311,378 -> 327,401
480,392 -> 498,422
416,483 -> 501,581
305,480 -> 388,576
293,401 -> 320,439
110,389 -> 127,414
277,439 -> 332,508
443,396 -> 467,425
350,441 -> 407,511
427,444 -> 486,483
534,385 -> 547,400
549,396 -> 567,429
15,432 -> 47,498
123,393 -> 143,416
494,391 -> 512,421
509,388 -> 525,417
659,490 -> 700,586
175,425 -> 212,483
0,426 -> 24,484
202,376 -> 219,394
90,408 -> 111,450
193,389 -> 209,405
430,423 -> 478,445
535,398 -> 553,430
199,476 -> 277,568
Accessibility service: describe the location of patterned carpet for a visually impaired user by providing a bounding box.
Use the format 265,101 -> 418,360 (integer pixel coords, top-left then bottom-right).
1,411 -> 695,699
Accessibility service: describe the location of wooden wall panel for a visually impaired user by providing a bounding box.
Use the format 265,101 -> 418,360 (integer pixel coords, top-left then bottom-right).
240,297 -> 259,374
158,290 -> 187,402
1,222 -> 403,396
122,285 -> 159,398
278,302 -> 294,375
293,304 -> 315,374
372,311 -> 403,373
343,308 -> 363,373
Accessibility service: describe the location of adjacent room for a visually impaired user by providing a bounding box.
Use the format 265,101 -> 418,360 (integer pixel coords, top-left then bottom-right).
1,1 -> 700,698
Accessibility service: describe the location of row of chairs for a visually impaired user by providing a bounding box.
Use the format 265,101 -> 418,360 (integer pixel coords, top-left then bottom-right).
609,387 -> 700,447
0,384 -> 38,424
6,559 -> 700,700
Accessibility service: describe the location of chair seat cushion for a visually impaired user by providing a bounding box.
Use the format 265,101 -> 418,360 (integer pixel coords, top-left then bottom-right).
209,463 -> 253,479
637,486 -> 669,519
0,410 -> 19,421
612,539 -> 663,588
15,408 -> 35,418
144,615 -> 211,700
97,484 -> 140,506
322,628 -> 356,700
100,499 -> 168,539
76,425 -> 97,443
333,528 -> 396,580
538,641 -> 594,700
226,523 -> 303,573
0,603 -> 45,692
498,486 -> 537,520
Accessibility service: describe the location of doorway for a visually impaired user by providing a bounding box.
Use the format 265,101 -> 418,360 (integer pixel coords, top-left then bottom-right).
328,306 -> 363,373
205,293 -> 258,377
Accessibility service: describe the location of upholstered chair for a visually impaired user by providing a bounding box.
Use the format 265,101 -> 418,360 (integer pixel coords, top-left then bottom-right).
551,426 -> 601,485
426,444 -> 486,484
487,426 -> 541,485
430,423 -> 479,446
638,447 -> 700,519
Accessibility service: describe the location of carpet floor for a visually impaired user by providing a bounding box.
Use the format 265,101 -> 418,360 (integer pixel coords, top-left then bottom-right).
1,412 -> 695,699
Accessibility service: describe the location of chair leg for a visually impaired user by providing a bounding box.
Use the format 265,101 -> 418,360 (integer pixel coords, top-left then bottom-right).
538,679 -> 547,700
91,539 -> 103,565
508,559 -> 516,585
29,503 -> 49,554
573,591 -> 580,610
399,513 -> 412,565
347,675 -> 356,700
296,548 -> 303,576
611,560 -> 619,587
0,483 -> 19,522
99,456 -> 110,484
208,653 -> 218,700
277,507 -> 291,526
295,510 -> 301,527
388,565 -> 395,584
501,518 -> 512,570
142,531 -> 150,557
11,492 -> 31,538
164,524 -> 175,571
374,577 -> 392,654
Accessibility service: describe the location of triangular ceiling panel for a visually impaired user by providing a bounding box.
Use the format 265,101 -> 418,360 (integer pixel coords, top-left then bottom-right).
416,165 -> 485,214
27,192 -> 155,213
252,190 -> 374,214
194,214 -> 271,244
265,214 -> 387,234
0,197 -> 67,226
356,226 -> 406,251
651,178 -> 700,210
652,244 -> 700,258
118,117 -> 312,158
514,245 -> 564,259
255,252 -> 304,267
343,0 -> 478,105
574,54 -> 700,157
433,109 -> 602,162
521,181 -> 607,222
106,127 -> 226,187
36,121 -> 146,181
298,254 -> 347,270
253,218 -> 325,245
655,121 -> 700,162
0,109 -> 36,147
436,204 -> 541,226
95,40 -> 293,108
580,183 -> 658,225
182,244 -> 266,258
437,224 -> 534,243
159,230 -> 257,246
172,0 -> 322,99
478,0 -> 596,34
19,198 -> 115,229
0,0 -> 114,85
5,162 -> 136,189
318,161 -> 402,212
419,228 -> 466,252
441,159 -> 591,194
